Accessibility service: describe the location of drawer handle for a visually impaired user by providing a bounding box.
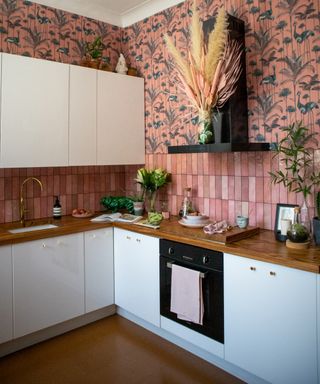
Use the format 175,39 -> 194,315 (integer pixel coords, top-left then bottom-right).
42,243 -> 46,248
126,236 -> 131,240
136,238 -> 141,243
91,234 -> 96,239
250,267 -> 256,271
270,271 -> 276,276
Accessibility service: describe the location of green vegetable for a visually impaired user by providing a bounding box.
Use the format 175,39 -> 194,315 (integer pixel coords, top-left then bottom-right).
148,212 -> 163,225
100,196 -> 134,214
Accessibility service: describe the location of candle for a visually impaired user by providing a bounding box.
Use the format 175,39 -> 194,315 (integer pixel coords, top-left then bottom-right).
280,219 -> 292,236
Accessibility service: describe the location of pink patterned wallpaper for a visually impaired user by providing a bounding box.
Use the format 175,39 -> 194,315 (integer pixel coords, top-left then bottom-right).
122,0 -> 320,228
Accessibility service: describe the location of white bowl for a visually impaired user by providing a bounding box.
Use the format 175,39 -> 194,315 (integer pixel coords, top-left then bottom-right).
185,214 -> 209,223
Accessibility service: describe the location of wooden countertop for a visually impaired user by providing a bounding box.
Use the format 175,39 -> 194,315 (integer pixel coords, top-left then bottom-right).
0,214 -> 320,274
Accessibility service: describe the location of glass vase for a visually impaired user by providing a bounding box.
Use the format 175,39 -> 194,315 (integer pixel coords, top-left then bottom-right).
145,190 -> 157,212
198,109 -> 214,145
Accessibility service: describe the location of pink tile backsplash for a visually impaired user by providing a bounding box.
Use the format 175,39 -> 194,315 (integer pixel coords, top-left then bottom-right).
0,165 -> 139,224
142,153 -> 317,230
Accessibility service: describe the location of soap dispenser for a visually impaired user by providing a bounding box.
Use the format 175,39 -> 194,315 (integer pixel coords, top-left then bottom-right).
53,196 -> 62,219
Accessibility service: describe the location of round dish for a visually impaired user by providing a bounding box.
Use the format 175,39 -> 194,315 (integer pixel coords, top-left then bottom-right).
178,219 -> 210,228
185,215 -> 209,223
72,211 -> 94,219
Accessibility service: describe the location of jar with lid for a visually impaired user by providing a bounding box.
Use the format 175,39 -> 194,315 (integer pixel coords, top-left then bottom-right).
287,206 -> 309,243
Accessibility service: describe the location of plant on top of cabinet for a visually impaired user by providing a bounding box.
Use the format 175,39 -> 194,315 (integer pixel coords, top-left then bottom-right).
270,121 -> 320,234
83,36 -> 103,69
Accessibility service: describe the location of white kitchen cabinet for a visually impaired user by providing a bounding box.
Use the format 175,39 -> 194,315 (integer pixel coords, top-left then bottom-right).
114,228 -> 160,326
84,228 -> 114,312
69,65 -> 97,166
224,253 -> 317,384
0,245 -> 13,343
0,53 -> 69,167
13,234 -> 84,338
97,72 -> 145,165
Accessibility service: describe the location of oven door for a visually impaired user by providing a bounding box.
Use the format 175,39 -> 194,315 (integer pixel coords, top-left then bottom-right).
160,255 -> 224,343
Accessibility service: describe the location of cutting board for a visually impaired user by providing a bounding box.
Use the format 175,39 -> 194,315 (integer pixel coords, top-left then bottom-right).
206,226 -> 260,244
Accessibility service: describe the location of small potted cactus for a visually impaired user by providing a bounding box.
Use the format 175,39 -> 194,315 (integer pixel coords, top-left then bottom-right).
313,191 -> 320,245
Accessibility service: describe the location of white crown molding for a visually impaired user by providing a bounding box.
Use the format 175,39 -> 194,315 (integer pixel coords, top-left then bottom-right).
121,0 -> 184,27
31,0 -> 185,27
31,0 -> 123,26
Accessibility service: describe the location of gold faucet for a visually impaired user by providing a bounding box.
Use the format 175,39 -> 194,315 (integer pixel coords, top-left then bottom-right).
20,177 -> 43,226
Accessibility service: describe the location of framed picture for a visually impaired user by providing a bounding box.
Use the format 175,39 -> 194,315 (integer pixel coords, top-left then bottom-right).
274,203 -> 298,241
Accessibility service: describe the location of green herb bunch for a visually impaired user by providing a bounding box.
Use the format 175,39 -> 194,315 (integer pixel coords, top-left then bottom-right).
270,121 -> 320,199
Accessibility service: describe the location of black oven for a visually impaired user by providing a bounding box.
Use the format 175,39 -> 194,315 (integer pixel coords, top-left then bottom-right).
160,239 -> 224,344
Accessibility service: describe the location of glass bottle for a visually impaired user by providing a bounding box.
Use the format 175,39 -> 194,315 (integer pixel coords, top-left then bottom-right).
179,187 -> 193,218
300,197 -> 311,233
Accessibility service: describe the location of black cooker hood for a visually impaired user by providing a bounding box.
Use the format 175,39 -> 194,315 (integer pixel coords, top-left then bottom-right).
168,142 -> 271,154
168,14 -> 270,154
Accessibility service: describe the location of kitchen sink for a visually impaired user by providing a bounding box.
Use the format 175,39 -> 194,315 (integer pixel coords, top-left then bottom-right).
8,224 -> 58,234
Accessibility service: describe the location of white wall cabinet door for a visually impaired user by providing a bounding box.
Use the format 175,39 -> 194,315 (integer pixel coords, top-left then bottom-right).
1,53 -> 69,167
13,234 -> 84,338
69,65 -> 97,166
0,245 -> 13,343
224,253 -> 317,384
114,228 -> 160,326
84,228 -> 114,312
97,72 -> 145,165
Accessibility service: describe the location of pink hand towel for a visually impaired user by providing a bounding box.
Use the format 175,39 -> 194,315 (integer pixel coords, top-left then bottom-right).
170,264 -> 204,325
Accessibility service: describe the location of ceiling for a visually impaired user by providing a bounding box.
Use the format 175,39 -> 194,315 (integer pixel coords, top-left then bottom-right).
32,0 -> 184,27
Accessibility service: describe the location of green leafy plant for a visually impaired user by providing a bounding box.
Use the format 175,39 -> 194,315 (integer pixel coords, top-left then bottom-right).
270,121 -> 320,199
100,196 -> 134,213
85,36 -> 103,60
135,168 -> 171,195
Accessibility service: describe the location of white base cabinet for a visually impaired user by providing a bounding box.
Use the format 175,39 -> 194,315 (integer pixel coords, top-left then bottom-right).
224,253 -> 318,384
0,245 -> 13,343
114,228 -> 160,326
13,234 -> 85,338
84,228 -> 114,312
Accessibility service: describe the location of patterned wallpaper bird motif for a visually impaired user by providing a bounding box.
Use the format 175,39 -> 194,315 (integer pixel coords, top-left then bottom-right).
122,0 -> 320,153
0,0 -> 121,67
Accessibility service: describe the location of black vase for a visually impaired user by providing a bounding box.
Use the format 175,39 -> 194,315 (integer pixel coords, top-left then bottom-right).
313,217 -> 320,245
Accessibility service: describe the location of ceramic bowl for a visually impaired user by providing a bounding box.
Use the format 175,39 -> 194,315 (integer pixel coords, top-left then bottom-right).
185,214 -> 209,223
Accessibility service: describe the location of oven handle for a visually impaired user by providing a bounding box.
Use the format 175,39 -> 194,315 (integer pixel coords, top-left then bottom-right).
166,261 -> 207,279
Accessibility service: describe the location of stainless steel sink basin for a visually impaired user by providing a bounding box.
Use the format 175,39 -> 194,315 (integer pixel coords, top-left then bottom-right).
8,224 -> 58,234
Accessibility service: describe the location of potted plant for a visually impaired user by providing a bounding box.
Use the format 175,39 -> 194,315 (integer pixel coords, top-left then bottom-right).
270,121 -> 320,240
83,36 -> 103,69
313,192 -> 320,245
130,194 -> 145,216
135,168 -> 171,212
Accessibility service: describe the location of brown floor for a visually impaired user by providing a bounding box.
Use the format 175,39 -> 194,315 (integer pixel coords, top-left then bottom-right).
0,315 -> 243,384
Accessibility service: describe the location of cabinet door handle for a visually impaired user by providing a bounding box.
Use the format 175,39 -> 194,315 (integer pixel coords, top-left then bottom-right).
42,243 -> 46,248
91,234 -> 96,239
250,266 -> 256,271
270,271 -> 276,276
126,236 -> 131,240
136,238 -> 141,243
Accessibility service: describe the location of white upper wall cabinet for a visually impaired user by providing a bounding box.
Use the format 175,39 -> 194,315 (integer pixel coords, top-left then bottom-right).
0,53 -> 69,168
97,72 -> 145,165
69,65 -> 97,166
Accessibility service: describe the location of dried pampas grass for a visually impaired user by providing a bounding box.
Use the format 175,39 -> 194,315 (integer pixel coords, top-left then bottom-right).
164,0 -> 242,115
